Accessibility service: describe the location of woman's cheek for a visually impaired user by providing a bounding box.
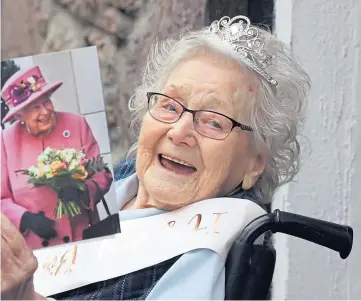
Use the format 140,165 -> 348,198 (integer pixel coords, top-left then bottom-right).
136,146 -> 154,176
201,142 -> 235,180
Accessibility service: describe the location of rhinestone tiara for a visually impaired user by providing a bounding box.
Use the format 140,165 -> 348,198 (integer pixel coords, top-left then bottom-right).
208,15 -> 278,86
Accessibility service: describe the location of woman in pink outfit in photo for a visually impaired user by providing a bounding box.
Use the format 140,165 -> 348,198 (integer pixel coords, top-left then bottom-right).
1,66 -> 113,250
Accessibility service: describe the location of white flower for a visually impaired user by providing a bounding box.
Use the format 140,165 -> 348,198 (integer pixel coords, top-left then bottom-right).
43,165 -> 51,173
57,150 -> 65,160
68,159 -> 79,170
44,147 -> 53,156
37,154 -> 48,163
28,165 -> 40,177
28,165 -> 36,172
68,148 -> 77,154
64,153 -> 74,163
78,151 -> 86,159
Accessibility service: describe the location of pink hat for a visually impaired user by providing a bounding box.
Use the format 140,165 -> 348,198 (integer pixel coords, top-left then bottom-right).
1,66 -> 63,124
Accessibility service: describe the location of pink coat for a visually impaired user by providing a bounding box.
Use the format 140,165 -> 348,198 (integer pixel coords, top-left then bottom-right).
1,111 -> 113,249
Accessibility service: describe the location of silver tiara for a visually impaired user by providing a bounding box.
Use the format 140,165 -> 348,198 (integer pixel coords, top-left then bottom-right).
208,15 -> 278,86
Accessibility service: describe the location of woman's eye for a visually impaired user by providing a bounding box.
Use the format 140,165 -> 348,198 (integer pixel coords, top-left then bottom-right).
166,104 -> 177,112
209,120 -> 223,129
160,102 -> 177,112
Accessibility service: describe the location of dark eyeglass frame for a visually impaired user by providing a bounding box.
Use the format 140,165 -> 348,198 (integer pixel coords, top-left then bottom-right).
147,92 -> 253,140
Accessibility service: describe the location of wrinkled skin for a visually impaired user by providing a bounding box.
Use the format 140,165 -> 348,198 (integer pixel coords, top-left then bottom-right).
134,51 -> 266,210
1,213 -> 44,300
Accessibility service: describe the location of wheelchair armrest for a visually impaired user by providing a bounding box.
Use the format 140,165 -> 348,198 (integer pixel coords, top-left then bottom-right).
225,242 -> 276,300
238,209 -> 353,259
225,209 -> 353,300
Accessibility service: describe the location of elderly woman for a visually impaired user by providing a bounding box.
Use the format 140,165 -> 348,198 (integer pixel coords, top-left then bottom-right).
1,66 -> 113,250
1,15 -> 310,300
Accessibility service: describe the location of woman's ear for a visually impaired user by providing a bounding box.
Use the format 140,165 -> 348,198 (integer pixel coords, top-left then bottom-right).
242,153 -> 267,190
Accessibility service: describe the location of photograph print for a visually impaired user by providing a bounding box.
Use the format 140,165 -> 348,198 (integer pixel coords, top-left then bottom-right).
1,46 -> 119,250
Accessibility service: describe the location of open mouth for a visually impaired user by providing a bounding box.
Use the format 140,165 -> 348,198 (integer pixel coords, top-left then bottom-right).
37,116 -> 50,123
158,154 -> 197,175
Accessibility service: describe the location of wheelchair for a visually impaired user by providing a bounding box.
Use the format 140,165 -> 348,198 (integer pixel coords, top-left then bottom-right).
224,209 -> 353,299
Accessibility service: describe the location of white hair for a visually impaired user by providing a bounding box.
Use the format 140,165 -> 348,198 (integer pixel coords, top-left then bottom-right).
126,26 -> 311,204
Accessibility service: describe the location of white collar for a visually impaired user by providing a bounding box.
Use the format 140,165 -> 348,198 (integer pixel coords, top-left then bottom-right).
115,173 -> 139,209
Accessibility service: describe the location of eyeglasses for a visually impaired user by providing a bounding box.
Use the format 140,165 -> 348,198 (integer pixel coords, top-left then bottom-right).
147,92 -> 253,140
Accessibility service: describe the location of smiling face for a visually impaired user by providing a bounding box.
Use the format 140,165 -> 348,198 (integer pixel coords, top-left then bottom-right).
134,51 -> 266,210
15,95 -> 57,137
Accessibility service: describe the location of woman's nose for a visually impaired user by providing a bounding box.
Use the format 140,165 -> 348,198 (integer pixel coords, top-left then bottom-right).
166,112 -> 197,147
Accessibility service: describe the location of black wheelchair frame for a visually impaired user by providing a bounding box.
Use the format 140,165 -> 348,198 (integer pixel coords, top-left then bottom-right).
225,209 -> 353,299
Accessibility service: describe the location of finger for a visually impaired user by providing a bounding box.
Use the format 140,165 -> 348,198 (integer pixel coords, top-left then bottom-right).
1,213 -> 35,273
1,236 -> 19,292
1,235 -> 14,268
1,213 -> 17,240
1,217 -> 38,297
1,213 -> 23,257
1,240 -> 37,299
2,233 -> 38,286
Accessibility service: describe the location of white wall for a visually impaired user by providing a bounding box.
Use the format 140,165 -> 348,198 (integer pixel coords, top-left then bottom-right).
272,0 -> 361,299
12,47 -> 118,220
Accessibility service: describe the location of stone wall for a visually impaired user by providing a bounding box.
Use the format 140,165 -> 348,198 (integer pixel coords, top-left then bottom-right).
1,0 -> 43,59
1,0 -> 206,164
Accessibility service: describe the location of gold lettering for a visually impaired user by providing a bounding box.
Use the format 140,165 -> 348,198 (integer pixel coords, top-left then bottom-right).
42,256 -> 57,275
71,245 -> 78,265
64,264 -> 74,276
54,250 -> 69,276
41,245 -> 78,276
213,212 -> 227,234
188,214 -> 207,232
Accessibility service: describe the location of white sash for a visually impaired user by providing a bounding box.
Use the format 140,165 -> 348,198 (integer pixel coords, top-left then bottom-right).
33,197 -> 266,297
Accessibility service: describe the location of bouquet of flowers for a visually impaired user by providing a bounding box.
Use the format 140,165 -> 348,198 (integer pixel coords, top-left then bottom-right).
16,147 -> 108,219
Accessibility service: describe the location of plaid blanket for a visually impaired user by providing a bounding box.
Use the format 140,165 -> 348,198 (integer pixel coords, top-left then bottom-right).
51,255 -> 181,300
114,158 -> 136,181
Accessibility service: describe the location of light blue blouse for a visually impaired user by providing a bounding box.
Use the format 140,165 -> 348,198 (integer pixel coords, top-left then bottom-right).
120,208 -> 225,299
